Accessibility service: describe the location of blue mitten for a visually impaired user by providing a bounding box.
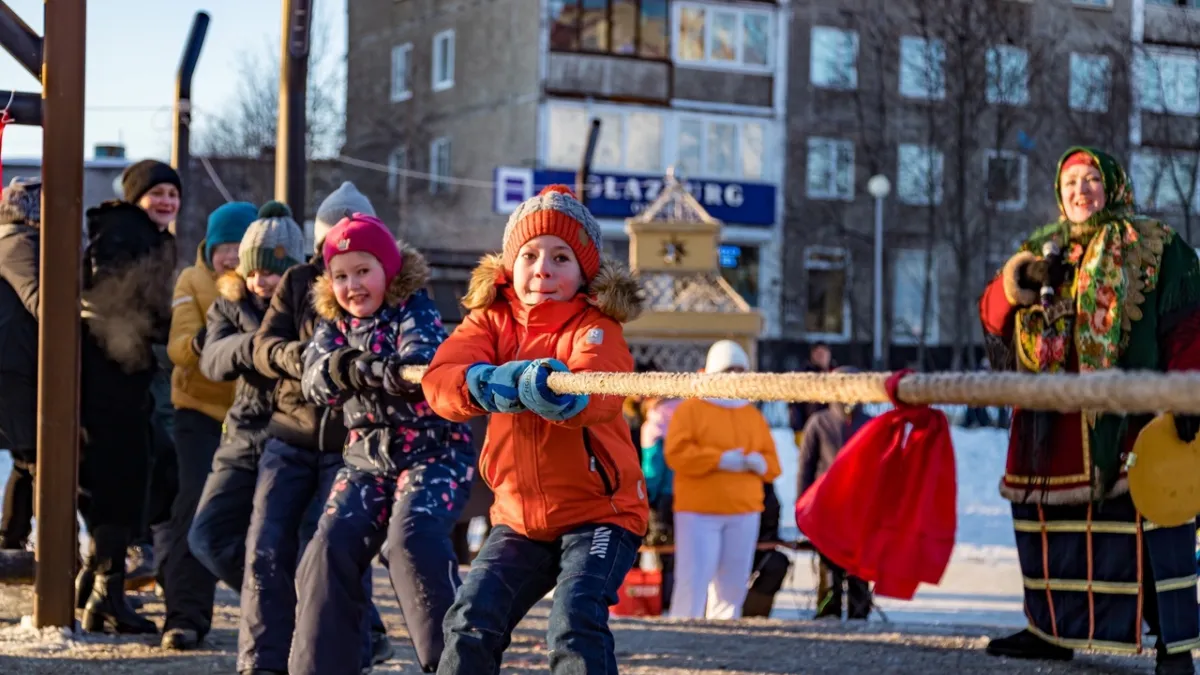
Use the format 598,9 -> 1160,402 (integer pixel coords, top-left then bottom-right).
466,360 -> 533,414
518,358 -> 589,421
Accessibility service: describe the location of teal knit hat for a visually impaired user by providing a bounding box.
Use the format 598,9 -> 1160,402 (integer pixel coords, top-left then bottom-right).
237,201 -> 306,278
205,201 -> 258,267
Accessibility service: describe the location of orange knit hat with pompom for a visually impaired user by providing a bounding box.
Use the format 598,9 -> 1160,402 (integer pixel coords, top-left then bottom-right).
500,184 -> 603,282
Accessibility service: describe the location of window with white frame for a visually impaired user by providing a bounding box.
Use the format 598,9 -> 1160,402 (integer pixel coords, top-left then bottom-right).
891,248 -> 938,345
432,29 -> 455,92
899,36 -> 945,100
390,44 -> 412,102
1130,149 -> 1200,211
1135,47 -> 1200,115
897,144 -> 944,205
387,146 -> 407,198
429,137 -> 451,194
1069,53 -> 1111,113
803,246 -> 849,339
1071,0 -> 1113,6
806,137 -> 854,200
810,26 -> 858,90
986,45 -> 1029,106
673,2 -> 774,72
676,115 -> 767,179
985,150 -> 1027,211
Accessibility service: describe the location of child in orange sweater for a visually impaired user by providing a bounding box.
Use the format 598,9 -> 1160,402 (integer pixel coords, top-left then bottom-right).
423,185 -> 648,674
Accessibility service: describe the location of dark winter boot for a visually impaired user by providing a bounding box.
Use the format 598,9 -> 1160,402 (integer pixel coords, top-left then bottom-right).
985,629 -> 1073,661
81,525 -> 157,635
846,576 -> 873,620
814,558 -> 843,620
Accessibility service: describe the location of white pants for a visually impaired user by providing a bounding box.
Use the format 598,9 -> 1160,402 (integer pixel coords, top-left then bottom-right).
669,511 -> 761,620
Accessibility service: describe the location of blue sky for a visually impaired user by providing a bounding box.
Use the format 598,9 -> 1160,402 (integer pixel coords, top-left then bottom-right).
0,0 -> 346,160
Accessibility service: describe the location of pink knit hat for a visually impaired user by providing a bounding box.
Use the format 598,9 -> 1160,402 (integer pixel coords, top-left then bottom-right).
321,213 -> 404,281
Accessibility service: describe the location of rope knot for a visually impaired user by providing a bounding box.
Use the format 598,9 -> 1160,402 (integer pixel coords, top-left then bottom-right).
885,369 -> 915,408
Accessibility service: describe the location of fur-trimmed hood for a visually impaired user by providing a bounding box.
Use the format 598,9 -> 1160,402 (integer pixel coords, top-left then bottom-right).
216,270 -> 247,303
461,253 -> 644,324
312,241 -> 431,321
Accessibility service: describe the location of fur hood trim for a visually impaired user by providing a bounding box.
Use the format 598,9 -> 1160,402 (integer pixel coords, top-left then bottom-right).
312,241 -> 431,321
461,253 -> 644,324
216,270 -> 247,302
81,246 -> 175,373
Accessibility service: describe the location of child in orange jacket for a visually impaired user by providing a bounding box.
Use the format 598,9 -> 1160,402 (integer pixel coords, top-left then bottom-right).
423,184 -> 649,675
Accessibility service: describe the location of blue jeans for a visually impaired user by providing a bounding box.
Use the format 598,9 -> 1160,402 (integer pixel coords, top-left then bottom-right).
437,523 -> 640,675
237,439 -> 348,673
290,450 -> 472,675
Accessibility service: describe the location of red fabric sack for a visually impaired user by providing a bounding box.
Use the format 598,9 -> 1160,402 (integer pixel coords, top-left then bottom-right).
610,568 -> 663,617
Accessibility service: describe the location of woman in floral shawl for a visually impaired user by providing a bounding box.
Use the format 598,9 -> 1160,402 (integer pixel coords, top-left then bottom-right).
979,146 -> 1200,675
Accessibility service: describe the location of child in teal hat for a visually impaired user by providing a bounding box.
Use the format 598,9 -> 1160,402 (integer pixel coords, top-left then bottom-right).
206,202 -> 259,273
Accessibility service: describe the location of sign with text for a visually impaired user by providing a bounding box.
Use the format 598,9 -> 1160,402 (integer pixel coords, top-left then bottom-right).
493,167 -> 776,227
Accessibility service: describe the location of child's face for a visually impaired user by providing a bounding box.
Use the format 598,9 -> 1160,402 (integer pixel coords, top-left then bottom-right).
329,250 -> 387,318
210,243 -> 239,274
136,183 -> 180,231
512,235 -> 584,306
246,270 -> 281,299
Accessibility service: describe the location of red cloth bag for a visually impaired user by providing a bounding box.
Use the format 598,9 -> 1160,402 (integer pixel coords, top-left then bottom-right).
609,568 -> 663,617
794,373 -> 957,600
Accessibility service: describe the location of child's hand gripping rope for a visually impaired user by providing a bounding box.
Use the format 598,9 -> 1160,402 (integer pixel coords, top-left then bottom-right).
466,360 -> 533,414
518,358 -> 589,421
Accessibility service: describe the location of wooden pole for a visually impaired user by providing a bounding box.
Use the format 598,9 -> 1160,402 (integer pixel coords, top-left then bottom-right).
276,0 -> 311,216
33,0 -> 85,629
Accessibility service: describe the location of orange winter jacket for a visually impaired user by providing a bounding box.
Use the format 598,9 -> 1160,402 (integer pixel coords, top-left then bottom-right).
665,398 -> 781,515
424,255 -> 649,541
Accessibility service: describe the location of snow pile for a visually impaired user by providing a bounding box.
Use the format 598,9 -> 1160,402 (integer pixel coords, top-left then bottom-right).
0,615 -> 83,653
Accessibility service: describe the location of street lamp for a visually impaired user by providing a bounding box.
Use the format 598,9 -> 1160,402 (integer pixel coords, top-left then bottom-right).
867,174 -> 891,370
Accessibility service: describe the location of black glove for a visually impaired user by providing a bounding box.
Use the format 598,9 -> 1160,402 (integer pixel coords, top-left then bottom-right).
190,325 -> 207,356
382,358 -> 423,399
327,347 -> 364,391
1176,414 -> 1200,444
271,340 -> 306,380
350,352 -> 385,390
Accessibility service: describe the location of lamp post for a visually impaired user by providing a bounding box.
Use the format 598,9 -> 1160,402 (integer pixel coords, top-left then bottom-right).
867,174 -> 891,370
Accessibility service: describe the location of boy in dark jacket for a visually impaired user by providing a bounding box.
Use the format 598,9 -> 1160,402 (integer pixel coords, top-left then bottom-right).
797,366 -> 873,621
247,184 -> 390,673
291,213 -> 473,675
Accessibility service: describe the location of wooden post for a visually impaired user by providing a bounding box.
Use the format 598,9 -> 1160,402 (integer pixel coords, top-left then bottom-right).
33,0 -> 86,629
276,0 -> 312,216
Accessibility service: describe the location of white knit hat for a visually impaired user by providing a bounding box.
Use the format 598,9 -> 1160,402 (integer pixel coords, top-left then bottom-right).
705,340 -> 750,374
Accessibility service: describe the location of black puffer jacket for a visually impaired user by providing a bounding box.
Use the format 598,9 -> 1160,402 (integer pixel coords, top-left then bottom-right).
251,257 -> 348,452
0,221 -> 40,453
200,272 -> 276,456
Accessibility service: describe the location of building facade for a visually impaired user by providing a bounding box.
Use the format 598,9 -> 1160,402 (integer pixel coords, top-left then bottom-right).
782,0 -> 1134,368
344,0 -> 790,335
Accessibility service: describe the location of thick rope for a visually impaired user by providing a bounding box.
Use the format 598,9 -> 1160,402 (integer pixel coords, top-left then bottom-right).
397,367 -> 1200,414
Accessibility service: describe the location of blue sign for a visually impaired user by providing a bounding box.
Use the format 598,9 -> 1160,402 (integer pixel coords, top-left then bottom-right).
493,167 -> 777,227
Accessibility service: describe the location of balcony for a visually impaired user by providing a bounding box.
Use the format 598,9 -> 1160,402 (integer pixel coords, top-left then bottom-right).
1144,2 -> 1200,47
545,52 -> 670,102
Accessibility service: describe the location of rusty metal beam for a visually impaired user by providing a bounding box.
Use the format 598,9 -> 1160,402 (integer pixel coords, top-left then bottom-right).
0,1 -> 42,81
170,11 -> 209,248
0,90 -> 42,126
33,0 -> 85,629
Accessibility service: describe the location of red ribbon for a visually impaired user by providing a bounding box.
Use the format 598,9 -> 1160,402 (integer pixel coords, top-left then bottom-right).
885,368 -> 915,408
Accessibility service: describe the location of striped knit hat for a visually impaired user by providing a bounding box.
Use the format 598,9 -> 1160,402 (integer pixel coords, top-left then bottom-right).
237,201 -> 306,277
501,184 -> 603,282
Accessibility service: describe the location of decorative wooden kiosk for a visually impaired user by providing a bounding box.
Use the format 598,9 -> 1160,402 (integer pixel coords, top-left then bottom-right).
623,169 -> 762,372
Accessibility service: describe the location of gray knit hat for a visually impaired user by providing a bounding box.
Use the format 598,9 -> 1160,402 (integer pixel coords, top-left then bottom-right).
0,177 -> 41,226
313,181 -> 375,252
238,201 -> 306,277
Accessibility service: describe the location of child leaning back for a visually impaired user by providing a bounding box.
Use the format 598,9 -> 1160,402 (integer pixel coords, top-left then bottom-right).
290,213 -> 474,675
423,184 -> 649,675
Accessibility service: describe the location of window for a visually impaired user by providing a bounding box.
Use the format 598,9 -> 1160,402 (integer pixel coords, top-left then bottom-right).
390,44 -> 412,102
1135,47 -> 1200,115
806,137 -> 854,200
545,102 -> 667,174
673,2 -> 774,71
432,29 -> 455,92
549,0 -> 669,58
429,137 -> 451,194
1071,0 -> 1112,6
810,27 -> 858,90
984,150 -> 1027,211
626,111 -> 664,172
387,146 -> 407,198
891,249 -> 938,345
676,115 -> 766,180
803,247 -> 849,339
1069,53 -> 1111,113
986,45 -> 1029,105
899,36 -> 945,100
1130,150 -> 1200,212
718,244 -> 759,307
897,144 -> 944,205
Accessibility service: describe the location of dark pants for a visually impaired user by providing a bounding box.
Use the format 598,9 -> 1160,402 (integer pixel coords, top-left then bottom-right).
238,439 -> 353,673
188,434 -> 263,591
140,354 -> 177,572
0,455 -> 33,549
291,452 -> 471,675
816,553 -> 871,620
161,408 -> 223,635
438,523 -> 640,675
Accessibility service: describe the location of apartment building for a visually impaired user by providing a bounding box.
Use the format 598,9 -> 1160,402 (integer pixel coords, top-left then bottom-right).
344,0 -> 789,334
782,0 -> 1133,367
